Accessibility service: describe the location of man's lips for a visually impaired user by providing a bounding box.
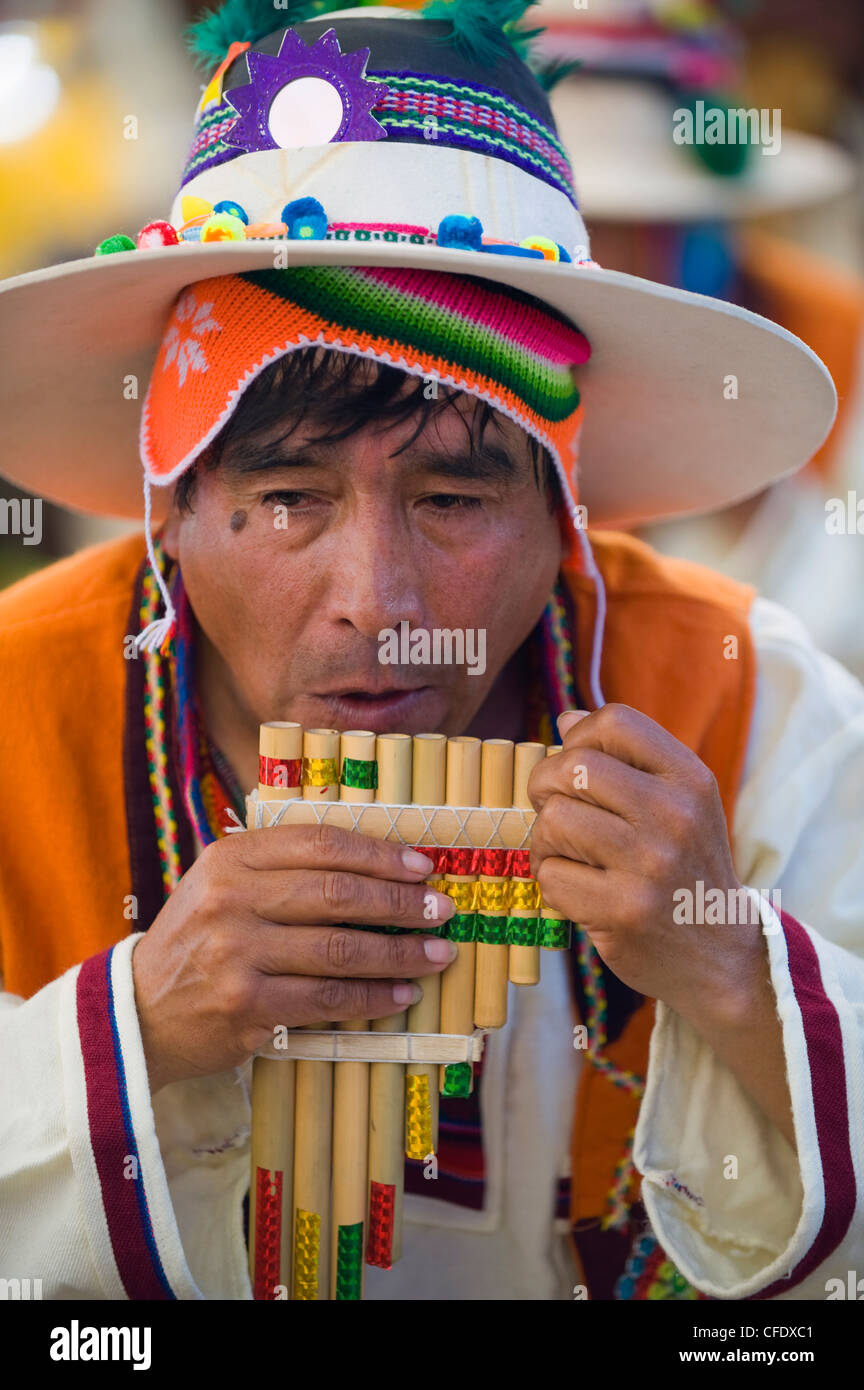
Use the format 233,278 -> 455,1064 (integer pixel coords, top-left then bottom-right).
308,685 -> 439,731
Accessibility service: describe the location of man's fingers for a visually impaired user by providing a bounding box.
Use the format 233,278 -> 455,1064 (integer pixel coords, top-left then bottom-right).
255,923 -> 457,979
256,974 -> 427,1030
556,704 -> 693,778
529,745 -> 654,820
254,869 -> 455,929
232,822 -> 437,881
530,794 -> 636,873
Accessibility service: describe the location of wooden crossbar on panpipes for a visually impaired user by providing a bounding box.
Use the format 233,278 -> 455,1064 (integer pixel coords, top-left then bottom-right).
248,723 -> 572,1301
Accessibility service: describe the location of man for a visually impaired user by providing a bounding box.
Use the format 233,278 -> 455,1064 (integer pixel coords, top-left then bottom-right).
0,2 -> 861,1302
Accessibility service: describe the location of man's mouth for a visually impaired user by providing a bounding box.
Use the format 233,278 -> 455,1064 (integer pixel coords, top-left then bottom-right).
309,685 -> 436,731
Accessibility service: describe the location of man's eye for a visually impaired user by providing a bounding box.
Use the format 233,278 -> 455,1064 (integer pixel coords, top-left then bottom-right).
423,494 -> 483,511
262,491 -> 313,509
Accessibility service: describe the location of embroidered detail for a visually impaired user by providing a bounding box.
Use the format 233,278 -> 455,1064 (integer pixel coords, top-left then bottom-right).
223,27 -> 391,155
161,291 -> 221,388
191,1127 -> 250,1157
661,1173 -> 705,1206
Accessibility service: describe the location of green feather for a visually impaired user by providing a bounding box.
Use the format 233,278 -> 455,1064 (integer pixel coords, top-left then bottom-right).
530,56 -> 583,93
420,0 -> 543,66
186,0 -> 562,80
185,0 -> 377,71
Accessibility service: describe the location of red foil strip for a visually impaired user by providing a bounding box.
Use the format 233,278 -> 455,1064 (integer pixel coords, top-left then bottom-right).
258,755 -> 302,789
253,1166 -> 283,1301
477,847 -> 514,877
366,1182 -> 397,1269
413,845 -> 447,874
511,849 -> 532,877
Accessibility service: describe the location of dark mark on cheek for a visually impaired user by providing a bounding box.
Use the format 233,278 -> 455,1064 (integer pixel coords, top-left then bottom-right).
229,509 -> 247,533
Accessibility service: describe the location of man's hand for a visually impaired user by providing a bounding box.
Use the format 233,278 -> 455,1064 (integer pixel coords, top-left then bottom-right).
528,704 -> 760,1023
132,825 -> 456,1094
529,703 -> 796,1148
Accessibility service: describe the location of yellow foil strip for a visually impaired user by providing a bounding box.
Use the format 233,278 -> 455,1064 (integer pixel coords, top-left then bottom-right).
405,1074 -> 434,1161
293,1209 -> 321,1300
302,757 -> 339,787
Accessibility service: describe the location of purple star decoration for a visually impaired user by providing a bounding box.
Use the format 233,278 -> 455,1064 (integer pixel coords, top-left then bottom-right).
223,26 -> 392,153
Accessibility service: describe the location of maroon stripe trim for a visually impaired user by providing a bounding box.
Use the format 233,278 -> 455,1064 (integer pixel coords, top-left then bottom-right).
77,949 -> 175,1299
750,910 -> 855,1299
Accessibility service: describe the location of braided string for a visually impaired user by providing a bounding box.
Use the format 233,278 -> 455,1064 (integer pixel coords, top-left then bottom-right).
540,576 -> 646,1232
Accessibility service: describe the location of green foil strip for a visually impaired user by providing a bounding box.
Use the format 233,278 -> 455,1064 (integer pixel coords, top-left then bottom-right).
442,1062 -> 473,1098
476,914 -> 508,945
506,916 -> 541,946
335,1222 -> 364,1300
340,757 -> 378,790
539,918 -> 572,950
444,912 -> 476,943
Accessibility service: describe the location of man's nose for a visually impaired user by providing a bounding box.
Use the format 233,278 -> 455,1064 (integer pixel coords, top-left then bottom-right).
324,513 -> 426,640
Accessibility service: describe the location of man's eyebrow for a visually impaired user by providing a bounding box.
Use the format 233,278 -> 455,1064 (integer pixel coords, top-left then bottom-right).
222,441 -> 522,482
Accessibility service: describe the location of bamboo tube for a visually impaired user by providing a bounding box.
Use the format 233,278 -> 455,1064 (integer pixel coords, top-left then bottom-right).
405,734 -> 446,1161
473,739 -> 514,1028
439,736 -> 481,1097
508,742 -> 547,986
302,728 -> 341,801
539,745 -> 572,952
291,727 -> 341,1299
292,1042 -> 333,1300
249,723 -> 302,1299
366,734 -> 412,1270
330,731 -> 377,1300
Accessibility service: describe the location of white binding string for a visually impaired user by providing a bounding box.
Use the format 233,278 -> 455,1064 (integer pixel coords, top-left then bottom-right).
573,524 -> 607,711
135,474 -> 177,655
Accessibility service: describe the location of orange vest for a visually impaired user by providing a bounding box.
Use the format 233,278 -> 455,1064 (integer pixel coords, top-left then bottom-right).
0,530 -> 756,1241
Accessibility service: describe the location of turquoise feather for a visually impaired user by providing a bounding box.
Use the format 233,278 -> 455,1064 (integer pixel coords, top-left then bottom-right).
186,0 -> 569,83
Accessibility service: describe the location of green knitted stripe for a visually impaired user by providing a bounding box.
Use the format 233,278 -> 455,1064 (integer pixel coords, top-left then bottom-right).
240,267 -> 580,422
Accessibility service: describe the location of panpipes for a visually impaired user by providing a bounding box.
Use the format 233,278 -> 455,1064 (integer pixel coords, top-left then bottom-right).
247,723 -> 572,1300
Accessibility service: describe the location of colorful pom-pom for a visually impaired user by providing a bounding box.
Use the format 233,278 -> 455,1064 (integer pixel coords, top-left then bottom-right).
213,199 -> 249,225
200,212 -> 247,242
180,226 -> 203,242
181,194 -> 214,223
520,234 -> 560,261
281,197 -> 328,240
437,214 -> 483,250
95,233 -> 136,256
136,220 -> 181,250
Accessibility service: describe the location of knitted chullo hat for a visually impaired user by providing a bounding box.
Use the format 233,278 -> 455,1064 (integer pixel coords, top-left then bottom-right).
0,0 -> 837,598
139,263 -> 592,649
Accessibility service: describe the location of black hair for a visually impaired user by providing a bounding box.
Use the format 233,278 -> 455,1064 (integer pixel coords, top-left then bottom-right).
173,347 -> 563,513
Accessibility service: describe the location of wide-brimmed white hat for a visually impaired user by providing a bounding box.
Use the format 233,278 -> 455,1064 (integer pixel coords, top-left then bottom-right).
0,2 -> 837,530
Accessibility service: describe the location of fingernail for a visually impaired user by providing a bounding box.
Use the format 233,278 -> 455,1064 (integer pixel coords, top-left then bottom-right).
557,709 -> 589,737
402,848 -> 434,874
393,982 -> 423,1006
424,938 -> 457,963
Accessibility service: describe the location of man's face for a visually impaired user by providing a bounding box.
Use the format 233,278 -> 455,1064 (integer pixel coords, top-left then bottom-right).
163,363 -> 564,736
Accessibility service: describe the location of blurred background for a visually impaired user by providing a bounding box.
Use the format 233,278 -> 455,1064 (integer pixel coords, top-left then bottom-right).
0,0 -> 862,676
